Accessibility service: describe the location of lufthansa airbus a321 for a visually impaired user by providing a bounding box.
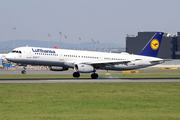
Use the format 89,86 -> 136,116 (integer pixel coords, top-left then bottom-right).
6,32 -> 164,79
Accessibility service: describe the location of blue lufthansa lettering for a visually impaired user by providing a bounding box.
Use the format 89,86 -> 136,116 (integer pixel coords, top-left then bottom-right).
32,48 -> 56,53
32,48 -> 35,52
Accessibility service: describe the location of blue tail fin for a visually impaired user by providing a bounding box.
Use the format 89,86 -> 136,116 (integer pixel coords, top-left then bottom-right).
137,32 -> 164,57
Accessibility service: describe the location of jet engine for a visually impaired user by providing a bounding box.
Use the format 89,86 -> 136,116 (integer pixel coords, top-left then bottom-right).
48,66 -> 68,71
74,64 -> 95,73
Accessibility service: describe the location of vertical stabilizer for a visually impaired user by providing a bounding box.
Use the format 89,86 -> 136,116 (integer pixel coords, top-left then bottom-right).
138,32 -> 164,57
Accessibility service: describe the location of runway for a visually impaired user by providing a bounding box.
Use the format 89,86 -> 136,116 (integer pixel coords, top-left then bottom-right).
1,68 -> 180,83
1,67 -> 180,75
1,78 -> 180,83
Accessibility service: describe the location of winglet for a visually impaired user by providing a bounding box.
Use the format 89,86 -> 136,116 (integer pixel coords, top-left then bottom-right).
137,32 -> 164,57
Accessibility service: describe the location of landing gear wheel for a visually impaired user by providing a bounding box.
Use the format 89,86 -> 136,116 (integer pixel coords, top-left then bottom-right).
21,65 -> 27,74
73,72 -> 80,78
91,73 -> 98,79
21,70 -> 26,74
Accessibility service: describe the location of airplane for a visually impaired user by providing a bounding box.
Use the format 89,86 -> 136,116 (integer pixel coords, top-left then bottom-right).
5,32 -> 164,79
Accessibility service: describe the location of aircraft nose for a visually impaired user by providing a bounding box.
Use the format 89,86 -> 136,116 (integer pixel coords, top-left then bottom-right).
5,54 -> 13,61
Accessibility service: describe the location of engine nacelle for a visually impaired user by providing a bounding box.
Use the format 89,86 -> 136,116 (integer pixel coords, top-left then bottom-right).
74,64 -> 95,73
49,66 -> 68,71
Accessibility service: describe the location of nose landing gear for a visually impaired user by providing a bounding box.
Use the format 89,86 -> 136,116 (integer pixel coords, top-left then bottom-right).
21,70 -> 26,74
21,65 -> 27,74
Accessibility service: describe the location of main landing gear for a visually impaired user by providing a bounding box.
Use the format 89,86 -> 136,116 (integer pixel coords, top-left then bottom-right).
73,72 -> 80,78
91,73 -> 98,79
21,65 -> 27,74
72,72 -> 99,79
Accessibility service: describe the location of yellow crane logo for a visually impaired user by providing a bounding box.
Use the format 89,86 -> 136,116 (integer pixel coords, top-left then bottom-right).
151,39 -> 159,50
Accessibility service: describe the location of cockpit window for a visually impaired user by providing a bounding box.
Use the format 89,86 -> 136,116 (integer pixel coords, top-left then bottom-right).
11,50 -> 22,54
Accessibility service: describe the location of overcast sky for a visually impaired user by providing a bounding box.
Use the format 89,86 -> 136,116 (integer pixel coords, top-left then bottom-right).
0,0 -> 180,46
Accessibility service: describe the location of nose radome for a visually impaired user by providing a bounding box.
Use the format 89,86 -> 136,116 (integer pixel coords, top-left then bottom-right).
5,54 -> 13,61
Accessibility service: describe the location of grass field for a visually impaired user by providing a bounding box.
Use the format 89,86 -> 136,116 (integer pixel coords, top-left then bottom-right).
0,83 -> 180,120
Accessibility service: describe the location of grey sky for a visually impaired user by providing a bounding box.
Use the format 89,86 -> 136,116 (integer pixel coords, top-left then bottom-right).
0,0 -> 179,46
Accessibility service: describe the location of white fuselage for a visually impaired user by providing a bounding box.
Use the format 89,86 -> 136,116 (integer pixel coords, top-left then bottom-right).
6,46 -> 163,71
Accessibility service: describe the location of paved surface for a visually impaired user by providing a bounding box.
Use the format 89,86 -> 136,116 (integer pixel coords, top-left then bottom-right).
1,67 -> 180,75
0,69 -> 76,75
1,68 -> 180,83
0,68 -> 103,75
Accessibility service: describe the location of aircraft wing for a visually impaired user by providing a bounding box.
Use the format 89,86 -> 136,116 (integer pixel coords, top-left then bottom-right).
78,60 -> 130,67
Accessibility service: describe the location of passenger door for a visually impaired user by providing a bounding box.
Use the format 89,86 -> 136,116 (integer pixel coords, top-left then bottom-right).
27,48 -> 32,59
59,50 -> 64,62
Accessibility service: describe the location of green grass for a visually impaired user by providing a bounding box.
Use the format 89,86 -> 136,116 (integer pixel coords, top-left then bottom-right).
0,83 -> 180,120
